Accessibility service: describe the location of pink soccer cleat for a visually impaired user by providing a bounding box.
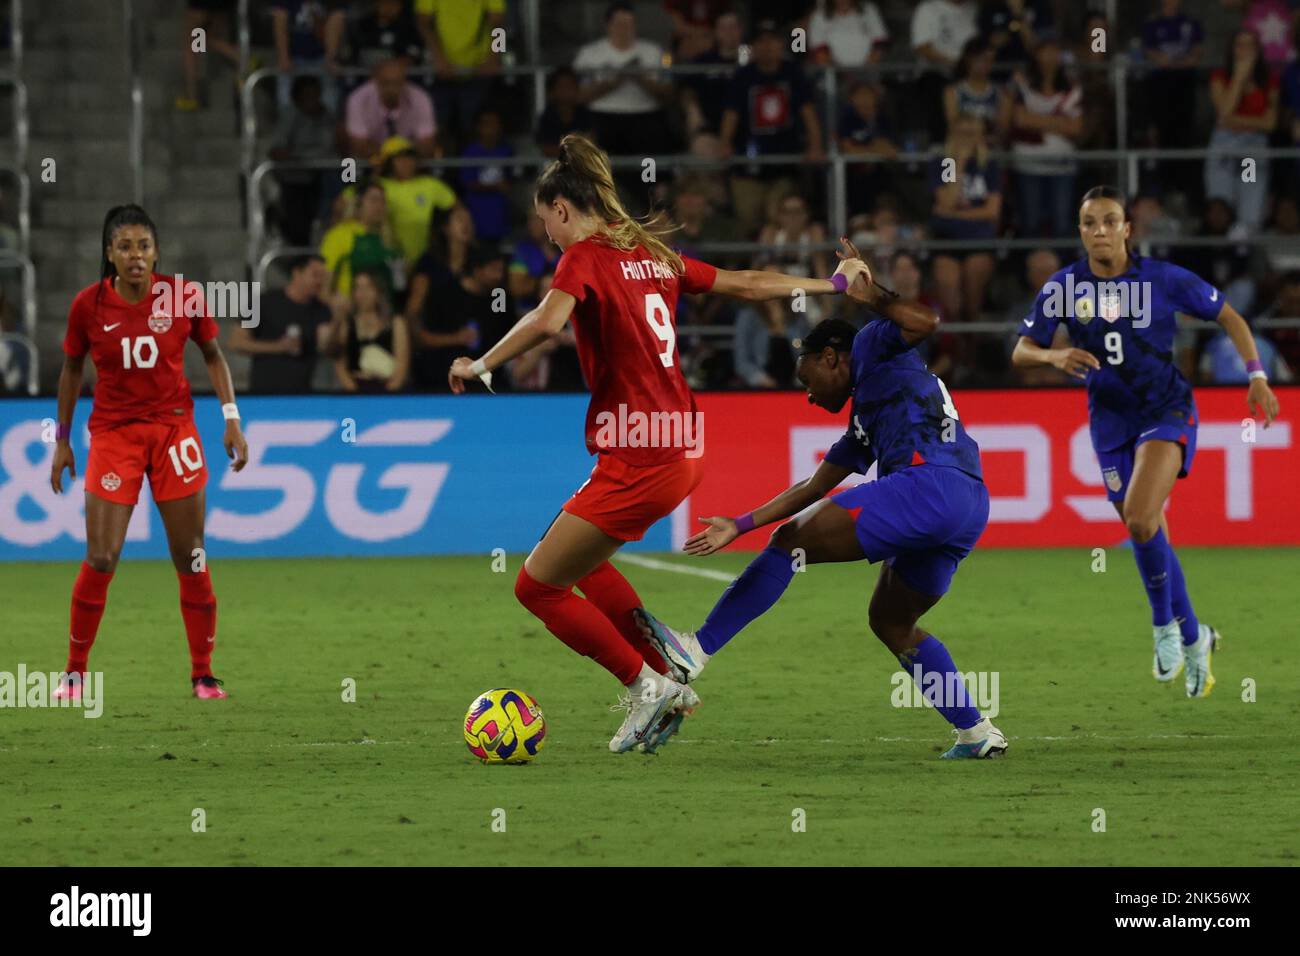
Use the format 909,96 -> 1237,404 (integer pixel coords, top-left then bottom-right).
53,673 -> 84,702
192,675 -> 228,700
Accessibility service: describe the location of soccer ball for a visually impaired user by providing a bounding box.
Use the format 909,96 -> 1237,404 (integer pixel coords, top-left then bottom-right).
463,688 -> 547,764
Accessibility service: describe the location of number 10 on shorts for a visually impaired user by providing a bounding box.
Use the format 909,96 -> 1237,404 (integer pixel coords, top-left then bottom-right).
168,436 -> 203,476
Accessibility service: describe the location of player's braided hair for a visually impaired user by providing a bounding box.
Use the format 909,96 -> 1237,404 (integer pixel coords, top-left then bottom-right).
535,133 -> 684,277
95,204 -> 159,305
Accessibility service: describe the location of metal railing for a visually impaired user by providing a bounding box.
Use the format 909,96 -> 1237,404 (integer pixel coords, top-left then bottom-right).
0,251 -> 39,394
123,0 -> 143,204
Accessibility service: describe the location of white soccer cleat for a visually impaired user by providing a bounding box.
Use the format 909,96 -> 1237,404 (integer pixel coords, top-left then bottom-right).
609,670 -> 685,753
633,608 -> 709,683
940,717 -> 1009,759
1184,624 -> 1220,698
1152,621 -> 1184,683
643,684 -> 701,754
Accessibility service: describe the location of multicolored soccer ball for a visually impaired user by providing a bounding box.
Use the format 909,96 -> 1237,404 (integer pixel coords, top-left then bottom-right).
464,688 -> 547,764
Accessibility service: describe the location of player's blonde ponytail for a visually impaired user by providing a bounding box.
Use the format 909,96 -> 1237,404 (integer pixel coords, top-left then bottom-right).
535,134 -> 683,276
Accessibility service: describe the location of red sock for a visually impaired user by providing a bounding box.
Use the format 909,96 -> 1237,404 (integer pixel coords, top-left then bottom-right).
515,566 -> 645,685
68,562 -> 113,675
178,569 -> 217,679
576,561 -> 669,675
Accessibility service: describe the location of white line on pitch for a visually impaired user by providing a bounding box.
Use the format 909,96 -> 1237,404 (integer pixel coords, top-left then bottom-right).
616,553 -> 736,582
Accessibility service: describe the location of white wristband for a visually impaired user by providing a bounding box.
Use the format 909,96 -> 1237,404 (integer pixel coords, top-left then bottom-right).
469,358 -> 487,377
221,403 -> 240,421
1248,370 -> 1268,382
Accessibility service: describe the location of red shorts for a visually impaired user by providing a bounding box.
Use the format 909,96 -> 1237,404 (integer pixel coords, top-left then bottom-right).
563,452 -> 705,542
86,418 -> 209,505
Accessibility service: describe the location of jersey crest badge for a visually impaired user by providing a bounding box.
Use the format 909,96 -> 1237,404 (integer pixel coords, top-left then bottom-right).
1102,467 -> 1122,493
1099,289 -> 1123,323
1075,295 -> 1094,324
148,311 -> 173,334
101,472 -> 122,492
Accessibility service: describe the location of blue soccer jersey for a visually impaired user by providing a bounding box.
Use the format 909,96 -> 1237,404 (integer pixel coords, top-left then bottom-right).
1017,255 -> 1223,451
823,320 -> 983,480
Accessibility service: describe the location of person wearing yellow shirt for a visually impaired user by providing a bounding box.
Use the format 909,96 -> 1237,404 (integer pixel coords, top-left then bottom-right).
415,0 -> 506,144
375,136 -> 458,266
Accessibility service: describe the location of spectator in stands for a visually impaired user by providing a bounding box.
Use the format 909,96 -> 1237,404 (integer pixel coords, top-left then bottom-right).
377,136 -> 457,266
732,292 -> 812,389
839,81 -> 899,218
320,179 -> 405,298
269,75 -> 339,247
1127,193 -> 1181,259
665,0 -> 735,62
1264,195 -> 1300,273
229,254 -> 333,393
537,67 -> 595,158
979,0 -> 1050,67
809,0 -> 890,68
930,115 -> 1001,323
405,203 -> 475,325
458,107 -> 514,243
573,3 -> 674,159
1074,13 -> 1117,152
755,194 -> 831,335
680,11 -> 743,137
889,250 -> 953,378
944,36 -> 1011,142
177,0 -> 244,112
720,19 -> 826,237
1140,0 -> 1205,162
910,0 -> 979,144
1182,197 -> 1260,317
1010,34 -> 1082,237
1008,248 -> 1071,385
412,244 -> 508,391
416,0 -> 505,147
1258,270 -> 1300,374
673,175 -> 739,259
1283,20 -> 1300,198
1235,0 -> 1299,71
511,214 -> 561,284
345,58 -> 439,160
509,272 -> 583,391
348,0 -> 425,72
271,1 -> 346,111
1206,29 -> 1279,233
332,270 -> 409,392
1199,316 -> 1292,383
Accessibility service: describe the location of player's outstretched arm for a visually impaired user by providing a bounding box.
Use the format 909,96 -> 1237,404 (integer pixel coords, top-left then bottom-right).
50,354 -> 85,494
1214,301 -> 1280,426
1011,336 -> 1100,379
684,458 -> 852,556
708,238 -> 867,303
449,288 -> 576,394
198,337 -> 249,472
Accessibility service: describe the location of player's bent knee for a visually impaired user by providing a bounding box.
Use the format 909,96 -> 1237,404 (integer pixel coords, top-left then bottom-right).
515,566 -> 564,611
1125,514 -> 1160,543
85,550 -> 120,574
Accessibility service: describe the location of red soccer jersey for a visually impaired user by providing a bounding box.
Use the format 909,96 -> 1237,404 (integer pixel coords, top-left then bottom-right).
63,274 -> 219,434
550,238 -> 717,466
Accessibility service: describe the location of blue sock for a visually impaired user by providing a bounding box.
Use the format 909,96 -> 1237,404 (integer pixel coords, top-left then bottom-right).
1132,528 -> 1173,626
697,546 -> 795,654
899,636 -> 982,730
1166,542 -> 1199,645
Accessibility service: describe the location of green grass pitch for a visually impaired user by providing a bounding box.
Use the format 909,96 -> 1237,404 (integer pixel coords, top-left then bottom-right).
2,548 -> 1297,866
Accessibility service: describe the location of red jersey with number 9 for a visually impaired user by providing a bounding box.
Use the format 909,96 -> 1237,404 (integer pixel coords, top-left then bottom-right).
549,237 -> 717,466
63,274 -> 219,435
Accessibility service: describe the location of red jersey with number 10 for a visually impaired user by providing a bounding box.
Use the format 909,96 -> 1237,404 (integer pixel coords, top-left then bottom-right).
550,237 -> 717,466
63,274 -> 219,435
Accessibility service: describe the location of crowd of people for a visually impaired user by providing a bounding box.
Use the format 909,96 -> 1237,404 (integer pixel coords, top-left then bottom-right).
199,0 -> 1300,392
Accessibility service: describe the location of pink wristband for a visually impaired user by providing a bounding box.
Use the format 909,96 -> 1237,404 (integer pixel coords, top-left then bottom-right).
55,422 -> 71,442
828,273 -> 848,294
734,512 -> 756,534
1245,358 -> 1265,375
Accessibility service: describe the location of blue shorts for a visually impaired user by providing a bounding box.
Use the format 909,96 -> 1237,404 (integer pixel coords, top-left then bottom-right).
830,465 -> 989,597
1095,406 -> 1197,504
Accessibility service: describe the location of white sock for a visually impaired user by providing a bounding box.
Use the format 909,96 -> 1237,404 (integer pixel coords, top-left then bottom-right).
957,716 -> 990,742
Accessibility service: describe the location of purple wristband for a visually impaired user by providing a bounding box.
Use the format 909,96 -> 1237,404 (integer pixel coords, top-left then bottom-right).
734,512 -> 756,534
828,273 -> 848,294
1245,358 -> 1265,375
55,422 -> 71,442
